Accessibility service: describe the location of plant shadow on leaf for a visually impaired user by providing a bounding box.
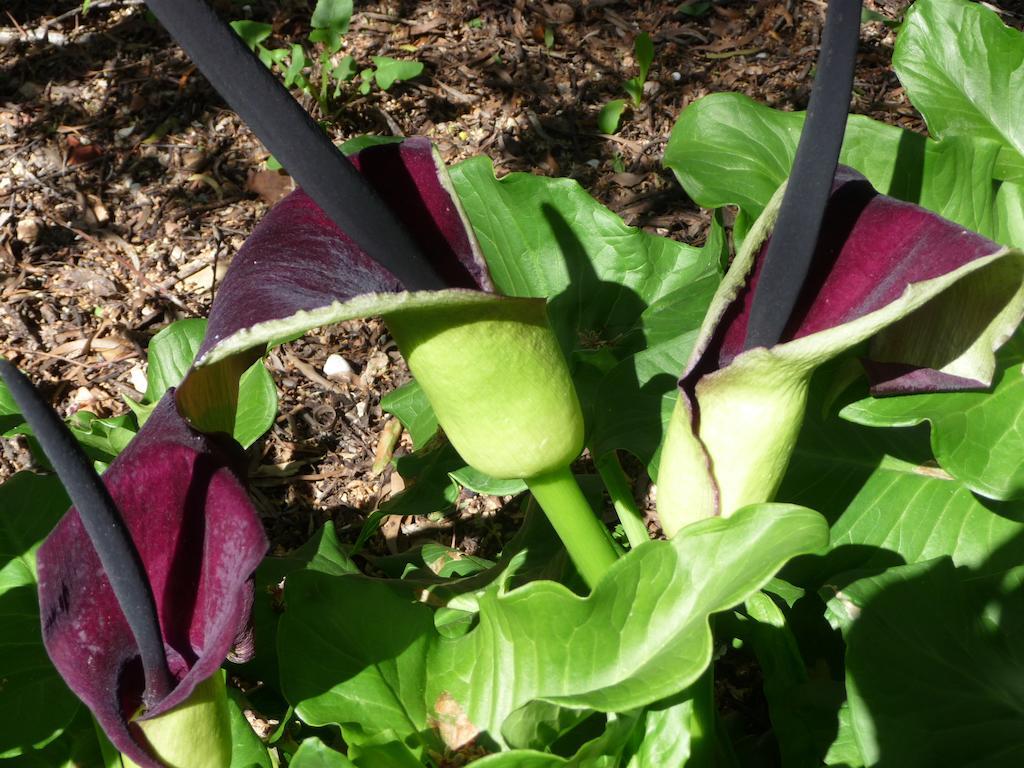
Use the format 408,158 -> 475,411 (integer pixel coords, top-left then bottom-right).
889,128 -> 926,207
834,524 -> 1024,767
539,203 -> 686,470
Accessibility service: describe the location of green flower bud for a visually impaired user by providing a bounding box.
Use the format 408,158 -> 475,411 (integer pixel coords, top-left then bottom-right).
386,295 -> 583,480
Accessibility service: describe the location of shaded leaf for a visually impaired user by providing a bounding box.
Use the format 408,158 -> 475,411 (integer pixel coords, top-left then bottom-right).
829,559 -> 1024,766
0,473 -> 79,757
778,373 -> 1024,585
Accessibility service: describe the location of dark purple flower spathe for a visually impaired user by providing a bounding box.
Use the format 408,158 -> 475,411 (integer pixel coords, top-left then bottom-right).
36,392 -> 267,767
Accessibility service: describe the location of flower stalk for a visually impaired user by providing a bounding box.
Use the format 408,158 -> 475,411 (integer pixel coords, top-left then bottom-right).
525,466 -> 620,588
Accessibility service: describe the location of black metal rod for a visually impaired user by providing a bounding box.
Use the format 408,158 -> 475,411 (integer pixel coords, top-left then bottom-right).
143,0 -> 447,291
0,360 -> 174,704
743,0 -> 863,350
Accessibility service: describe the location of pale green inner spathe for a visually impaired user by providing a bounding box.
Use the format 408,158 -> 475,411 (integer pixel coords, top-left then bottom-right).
123,673 -> 232,768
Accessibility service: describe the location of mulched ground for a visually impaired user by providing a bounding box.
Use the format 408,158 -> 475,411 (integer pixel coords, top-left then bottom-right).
3,0 -> 1019,556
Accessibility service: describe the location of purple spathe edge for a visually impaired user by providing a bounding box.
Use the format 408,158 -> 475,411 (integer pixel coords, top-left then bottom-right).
688,166 -> 1005,395
198,138 -> 493,360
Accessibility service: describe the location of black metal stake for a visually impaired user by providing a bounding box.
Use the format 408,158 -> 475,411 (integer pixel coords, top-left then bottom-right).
143,0 -> 447,291
743,0 -> 863,350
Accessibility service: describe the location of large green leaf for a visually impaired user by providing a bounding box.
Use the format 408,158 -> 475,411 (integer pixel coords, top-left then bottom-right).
231,522 -> 357,706
664,92 -> 1010,244
0,473 -> 79,757
777,376 -> 1024,585
894,0 -> 1024,164
841,332 -> 1024,501
279,573 -> 441,758
279,505 -> 827,751
828,559 -> 1024,766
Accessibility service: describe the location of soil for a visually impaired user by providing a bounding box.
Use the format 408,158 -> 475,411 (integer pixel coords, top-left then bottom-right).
3,0 -> 1022,556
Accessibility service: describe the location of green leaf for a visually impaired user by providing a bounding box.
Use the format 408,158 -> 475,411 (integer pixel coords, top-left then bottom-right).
624,692 -> 697,768
333,54 -> 358,83
0,379 -> 20,433
777,374 -> 1024,584
353,438 -> 461,550
597,99 -> 627,134
449,465 -> 526,496
290,737 -> 357,768
634,32 -> 653,81
732,592 -> 841,766
678,2 -> 712,19
66,412 -> 137,461
280,574 -> 441,758
664,92 -> 1010,244
231,522 -> 357,702
828,559 -> 1024,765
339,134 -> 404,156
145,318 -> 207,402
234,359 -> 278,448
346,732 -> 424,768
311,0 -> 352,41
841,332 -> 1024,501
280,504 -> 827,749
381,380 -> 438,448
0,473 -> 79,757
145,318 -> 277,447
357,68 -> 372,94
894,0 -> 1024,163
227,689 -> 273,768
230,20 -> 273,50
284,43 -> 308,89
823,704 -> 864,767
371,57 -> 424,90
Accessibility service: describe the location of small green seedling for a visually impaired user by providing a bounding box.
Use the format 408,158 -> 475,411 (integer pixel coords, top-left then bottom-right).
624,31 -> 654,105
599,32 -> 654,133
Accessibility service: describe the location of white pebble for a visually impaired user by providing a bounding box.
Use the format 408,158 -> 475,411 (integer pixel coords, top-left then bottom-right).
129,365 -> 149,394
323,354 -> 353,379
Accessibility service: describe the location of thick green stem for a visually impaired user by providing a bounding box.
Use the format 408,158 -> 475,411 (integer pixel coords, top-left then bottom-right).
525,466 -> 620,588
595,451 -> 650,549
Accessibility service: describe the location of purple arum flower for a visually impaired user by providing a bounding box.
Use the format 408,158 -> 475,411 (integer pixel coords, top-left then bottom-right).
176,138 -> 585,486
657,167 -> 1024,536
35,391 -> 267,767
172,137 -> 616,584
